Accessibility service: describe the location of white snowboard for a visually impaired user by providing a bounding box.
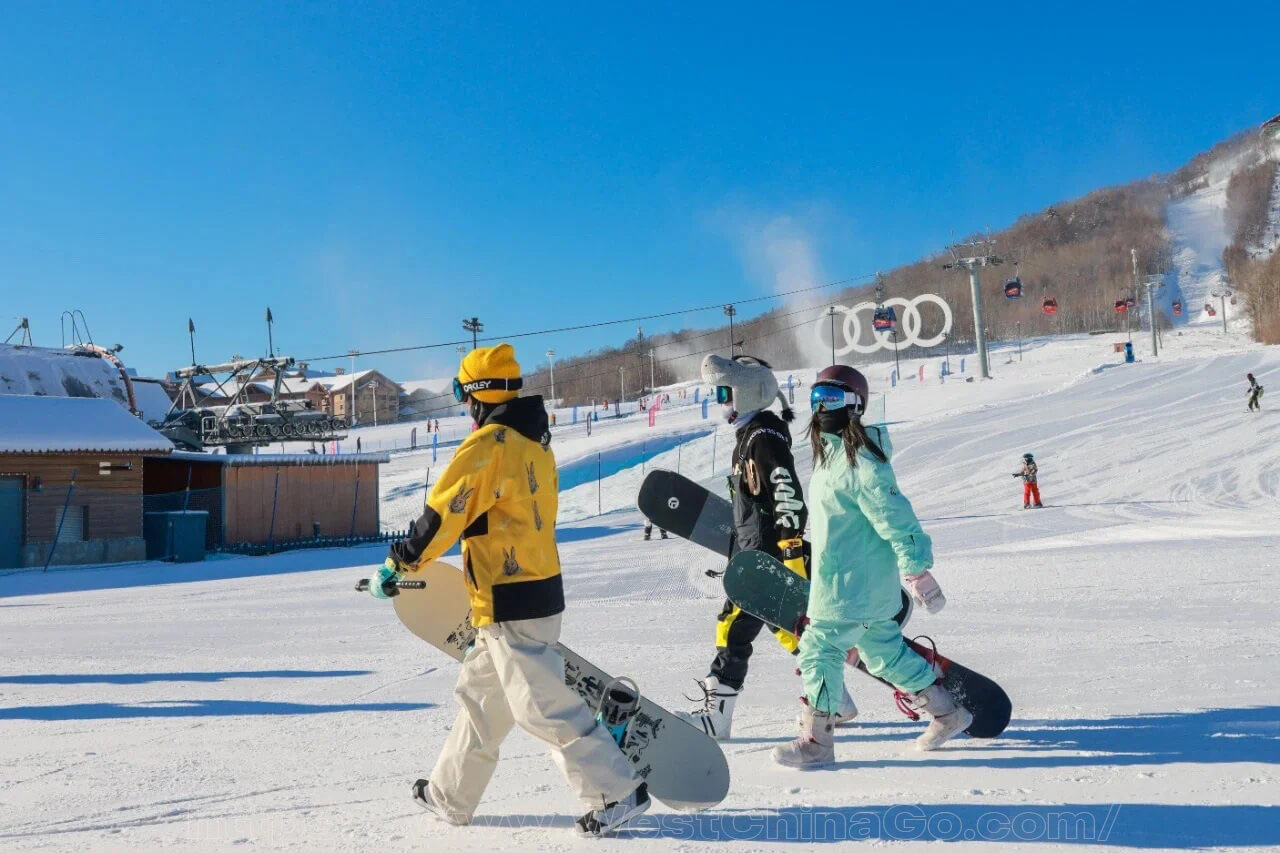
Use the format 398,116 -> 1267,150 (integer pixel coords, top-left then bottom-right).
372,559 -> 730,812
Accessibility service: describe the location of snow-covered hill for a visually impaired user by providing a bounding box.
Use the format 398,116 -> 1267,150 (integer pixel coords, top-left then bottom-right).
2,326 -> 1277,851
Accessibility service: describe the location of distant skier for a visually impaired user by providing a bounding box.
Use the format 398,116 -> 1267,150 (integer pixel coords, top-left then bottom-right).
370,343 -> 647,836
773,364 -> 970,768
1247,373 -> 1263,412
677,353 -> 858,740
1013,452 -> 1043,509
642,521 -> 669,541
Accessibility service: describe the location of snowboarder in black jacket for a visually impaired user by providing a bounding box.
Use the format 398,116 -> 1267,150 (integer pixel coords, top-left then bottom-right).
1247,373 -> 1263,412
676,354 -> 857,740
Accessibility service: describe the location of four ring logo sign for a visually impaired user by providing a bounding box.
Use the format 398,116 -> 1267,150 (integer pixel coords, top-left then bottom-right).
815,294 -> 953,355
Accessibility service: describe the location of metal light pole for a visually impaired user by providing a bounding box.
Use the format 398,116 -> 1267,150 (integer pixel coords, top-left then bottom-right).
546,349 -> 556,402
369,379 -> 379,427
347,349 -> 358,425
892,327 -> 901,380
648,348 -> 655,393
723,305 -> 737,356
826,306 -> 838,365
618,366 -> 625,408
1140,271 -> 1162,357
462,317 -> 483,349
1129,249 -> 1139,343
1016,321 -> 1023,361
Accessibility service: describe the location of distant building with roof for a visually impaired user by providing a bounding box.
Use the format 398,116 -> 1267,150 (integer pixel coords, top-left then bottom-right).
0,395 -> 174,568
309,369 -> 401,426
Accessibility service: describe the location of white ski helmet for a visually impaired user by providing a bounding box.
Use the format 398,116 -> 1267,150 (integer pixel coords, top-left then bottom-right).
701,353 -> 794,423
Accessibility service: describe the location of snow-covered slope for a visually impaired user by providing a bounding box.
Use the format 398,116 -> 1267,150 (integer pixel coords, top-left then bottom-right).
2,326 -> 1278,851
1166,180 -> 1234,327
1161,146 -> 1279,333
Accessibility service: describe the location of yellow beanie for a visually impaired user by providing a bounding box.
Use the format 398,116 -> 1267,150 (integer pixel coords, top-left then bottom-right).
458,343 -> 522,404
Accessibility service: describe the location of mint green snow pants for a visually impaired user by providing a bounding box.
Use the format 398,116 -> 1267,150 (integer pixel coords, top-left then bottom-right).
799,618 -> 936,714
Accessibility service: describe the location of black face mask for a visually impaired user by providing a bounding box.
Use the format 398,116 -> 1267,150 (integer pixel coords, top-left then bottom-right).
816,407 -> 850,435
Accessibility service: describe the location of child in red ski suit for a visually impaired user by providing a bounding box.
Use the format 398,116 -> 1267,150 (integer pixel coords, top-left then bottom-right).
1013,453 -> 1042,508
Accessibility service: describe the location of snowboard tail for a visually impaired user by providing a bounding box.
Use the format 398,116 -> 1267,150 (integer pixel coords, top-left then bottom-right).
724,549 -> 1011,739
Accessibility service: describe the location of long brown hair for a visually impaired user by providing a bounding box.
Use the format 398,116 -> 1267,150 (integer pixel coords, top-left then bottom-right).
809,413 -> 887,469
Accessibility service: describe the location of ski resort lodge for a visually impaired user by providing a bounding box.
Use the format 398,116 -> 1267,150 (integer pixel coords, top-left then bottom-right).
0,394 -> 174,568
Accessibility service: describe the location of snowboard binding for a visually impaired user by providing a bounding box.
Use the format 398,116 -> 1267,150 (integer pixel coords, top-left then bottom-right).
596,677 -> 641,748
354,577 -> 427,597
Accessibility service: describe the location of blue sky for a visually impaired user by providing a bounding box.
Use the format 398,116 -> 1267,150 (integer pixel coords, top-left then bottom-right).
1,1 -> 1274,380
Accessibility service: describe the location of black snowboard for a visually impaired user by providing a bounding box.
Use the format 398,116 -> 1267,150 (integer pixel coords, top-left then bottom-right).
637,468 -> 735,555
725,549 -> 1011,739
637,468 -> 912,625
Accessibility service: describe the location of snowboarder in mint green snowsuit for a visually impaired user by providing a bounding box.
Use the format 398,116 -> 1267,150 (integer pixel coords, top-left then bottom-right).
773,365 -> 972,768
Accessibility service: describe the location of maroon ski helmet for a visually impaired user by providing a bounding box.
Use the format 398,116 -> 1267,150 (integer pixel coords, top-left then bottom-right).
814,364 -> 869,415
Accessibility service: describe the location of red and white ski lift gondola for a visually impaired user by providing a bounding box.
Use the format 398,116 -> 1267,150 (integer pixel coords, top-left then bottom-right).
1041,296 -> 1058,315
1172,299 -> 1183,316
1205,303 -> 1216,317
1004,278 -> 1024,299
872,305 -> 896,332
1114,299 -> 1128,314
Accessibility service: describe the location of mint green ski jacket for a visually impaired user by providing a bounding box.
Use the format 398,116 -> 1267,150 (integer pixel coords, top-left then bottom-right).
807,426 -> 933,623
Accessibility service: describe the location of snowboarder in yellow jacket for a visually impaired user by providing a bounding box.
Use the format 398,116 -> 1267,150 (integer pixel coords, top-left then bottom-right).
369,343 -> 646,836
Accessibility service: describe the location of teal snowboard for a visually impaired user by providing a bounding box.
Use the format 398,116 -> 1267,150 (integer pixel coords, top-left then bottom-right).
725,549 -> 1012,739
637,468 -> 913,625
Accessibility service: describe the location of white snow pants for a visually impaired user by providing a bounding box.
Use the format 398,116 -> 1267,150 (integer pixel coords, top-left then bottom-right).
427,613 -> 639,821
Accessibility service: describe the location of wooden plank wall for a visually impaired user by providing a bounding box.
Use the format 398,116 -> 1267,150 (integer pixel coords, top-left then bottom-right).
224,462 -> 380,544
0,453 -> 145,542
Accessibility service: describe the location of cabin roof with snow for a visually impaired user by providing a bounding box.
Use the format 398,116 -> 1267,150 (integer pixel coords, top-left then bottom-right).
312,369 -> 401,394
165,450 -> 391,467
0,395 -> 175,455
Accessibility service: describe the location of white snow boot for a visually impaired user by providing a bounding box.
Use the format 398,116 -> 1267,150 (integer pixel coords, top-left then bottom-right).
676,676 -> 739,740
906,683 -> 973,751
411,779 -> 469,826
575,783 -> 650,837
772,702 -> 835,769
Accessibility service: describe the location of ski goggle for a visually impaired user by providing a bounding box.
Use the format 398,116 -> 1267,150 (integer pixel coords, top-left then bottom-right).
810,383 -> 864,414
453,376 -> 522,403
715,386 -> 733,404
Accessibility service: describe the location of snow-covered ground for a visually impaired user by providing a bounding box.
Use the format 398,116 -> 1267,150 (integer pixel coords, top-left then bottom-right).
3,325 -> 1278,851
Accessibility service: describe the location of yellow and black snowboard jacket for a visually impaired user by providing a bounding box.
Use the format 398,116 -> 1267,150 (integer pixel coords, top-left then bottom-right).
389,396 -> 562,627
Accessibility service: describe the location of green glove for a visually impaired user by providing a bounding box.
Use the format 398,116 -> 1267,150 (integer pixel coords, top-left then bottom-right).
366,558 -> 401,599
